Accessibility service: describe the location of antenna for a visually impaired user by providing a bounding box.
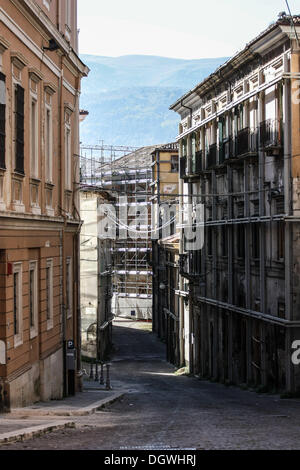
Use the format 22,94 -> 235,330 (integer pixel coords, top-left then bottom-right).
285,0 -> 300,47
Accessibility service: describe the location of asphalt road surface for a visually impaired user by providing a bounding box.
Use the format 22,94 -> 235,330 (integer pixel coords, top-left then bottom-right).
2,319 -> 300,450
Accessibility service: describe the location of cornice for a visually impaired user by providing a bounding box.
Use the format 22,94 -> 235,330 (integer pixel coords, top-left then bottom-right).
18,0 -> 89,77
44,81 -> 57,95
29,66 -> 44,81
0,35 -> 10,54
10,50 -> 29,69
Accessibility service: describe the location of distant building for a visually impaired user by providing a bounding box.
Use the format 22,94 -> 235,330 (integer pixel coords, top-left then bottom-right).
80,187 -> 115,361
100,146 -> 156,321
151,143 -> 182,365
0,0 -> 88,410
169,17 -> 300,393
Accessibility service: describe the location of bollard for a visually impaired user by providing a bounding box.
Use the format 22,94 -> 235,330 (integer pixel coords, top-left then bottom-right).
105,363 -> 112,390
95,362 -> 99,382
89,362 -> 94,380
99,362 -> 104,385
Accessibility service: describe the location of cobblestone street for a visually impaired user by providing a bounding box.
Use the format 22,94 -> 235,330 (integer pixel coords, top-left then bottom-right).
2,319 -> 300,450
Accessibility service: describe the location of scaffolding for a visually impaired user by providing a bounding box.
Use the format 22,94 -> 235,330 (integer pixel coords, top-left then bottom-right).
80,143 -> 155,320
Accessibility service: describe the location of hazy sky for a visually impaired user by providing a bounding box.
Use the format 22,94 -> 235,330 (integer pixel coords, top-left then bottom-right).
78,0 -> 299,59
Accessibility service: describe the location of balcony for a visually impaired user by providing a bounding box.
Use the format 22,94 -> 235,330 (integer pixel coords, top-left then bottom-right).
206,143 -> 217,169
259,119 -> 282,153
219,137 -> 232,163
236,127 -> 250,156
235,128 -> 258,157
179,252 -> 201,279
179,253 -> 189,277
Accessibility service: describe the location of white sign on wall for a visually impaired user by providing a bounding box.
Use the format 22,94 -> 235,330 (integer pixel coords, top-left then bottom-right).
0,340 -> 6,365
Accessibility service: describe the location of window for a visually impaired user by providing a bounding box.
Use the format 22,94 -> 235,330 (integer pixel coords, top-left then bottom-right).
46,259 -> 53,330
14,85 -> 24,174
207,226 -> 213,256
277,221 -> 285,261
221,226 -> 227,257
45,105 -> 52,182
0,72 -> 6,169
65,122 -> 71,189
30,96 -> 38,177
170,155 -> 179,173
66,257 -> 72,319
237,225 -> 245,258
13,263 -> 22,347
278,301 -> 285,319
29,261 -> 38,338
251,224 -> 260,259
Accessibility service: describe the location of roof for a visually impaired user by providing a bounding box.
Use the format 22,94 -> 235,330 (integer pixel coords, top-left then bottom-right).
80,185 -> 116,201
170,15 -> 300,112
159,233 -> 180,250
101,143 -> 178,172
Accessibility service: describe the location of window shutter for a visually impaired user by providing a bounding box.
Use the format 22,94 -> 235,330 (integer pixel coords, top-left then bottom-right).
0,72 -> 6,169
15,85 -> 24,174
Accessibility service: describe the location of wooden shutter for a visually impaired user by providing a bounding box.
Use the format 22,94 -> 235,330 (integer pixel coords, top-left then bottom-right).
0,72 -> 6,169
15,85 -> 24,174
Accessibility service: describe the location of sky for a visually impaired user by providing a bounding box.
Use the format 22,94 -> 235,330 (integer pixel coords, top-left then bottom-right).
77,0 -> 300,60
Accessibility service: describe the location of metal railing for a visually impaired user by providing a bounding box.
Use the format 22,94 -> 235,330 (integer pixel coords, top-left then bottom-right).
259,119 -> 282,149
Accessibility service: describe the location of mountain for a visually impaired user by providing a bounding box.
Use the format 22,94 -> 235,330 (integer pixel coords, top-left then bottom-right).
79,54 -> 228,147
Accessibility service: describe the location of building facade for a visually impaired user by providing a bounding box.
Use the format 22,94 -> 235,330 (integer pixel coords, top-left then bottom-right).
170,16 -> 300,393
80,188 -> 114,362
151,143 -> 182,366
0,0 -> 88,410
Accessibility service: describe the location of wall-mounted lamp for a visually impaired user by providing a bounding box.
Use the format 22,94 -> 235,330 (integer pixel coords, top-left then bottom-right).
42,39 -> 60,52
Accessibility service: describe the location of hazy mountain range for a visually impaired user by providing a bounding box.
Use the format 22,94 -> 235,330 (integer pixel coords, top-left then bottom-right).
79,54 -> 228,147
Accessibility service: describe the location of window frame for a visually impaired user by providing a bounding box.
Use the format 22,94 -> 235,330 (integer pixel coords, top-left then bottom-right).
66,257 -> 73,319
29,260 -> 38,339
45,98 -> 53,183
46,258 -> 53,330
65,118 -> 72,190
30,91 -> 38,178
13,83 -> 25,175
0,72 -> 6,170
13,262 -> 23,348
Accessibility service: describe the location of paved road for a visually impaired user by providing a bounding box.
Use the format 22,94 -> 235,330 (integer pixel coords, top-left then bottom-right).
2,319 -> 300,450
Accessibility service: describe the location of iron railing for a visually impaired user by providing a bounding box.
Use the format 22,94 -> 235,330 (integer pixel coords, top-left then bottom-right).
260,119 -> 282,149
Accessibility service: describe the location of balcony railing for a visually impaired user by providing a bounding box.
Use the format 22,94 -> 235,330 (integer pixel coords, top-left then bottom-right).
236,127 -> 250,156
235,127 -> 259,157
206,143 -> 217,169
219,137 -> 232,163
260,119 -> 282,149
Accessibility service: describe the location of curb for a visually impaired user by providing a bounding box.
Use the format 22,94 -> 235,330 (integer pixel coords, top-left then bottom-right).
10,391 -> 125,417
0,420 -> 75,445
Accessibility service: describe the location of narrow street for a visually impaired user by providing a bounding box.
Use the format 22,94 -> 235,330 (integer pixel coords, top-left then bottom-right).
2,319 -> 300,450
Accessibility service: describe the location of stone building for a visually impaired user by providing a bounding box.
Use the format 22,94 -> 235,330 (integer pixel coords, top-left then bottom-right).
151,143 -> 182,366
80,187 -> 115,362
170,16 -> 300,393
0,0 -> 88,409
